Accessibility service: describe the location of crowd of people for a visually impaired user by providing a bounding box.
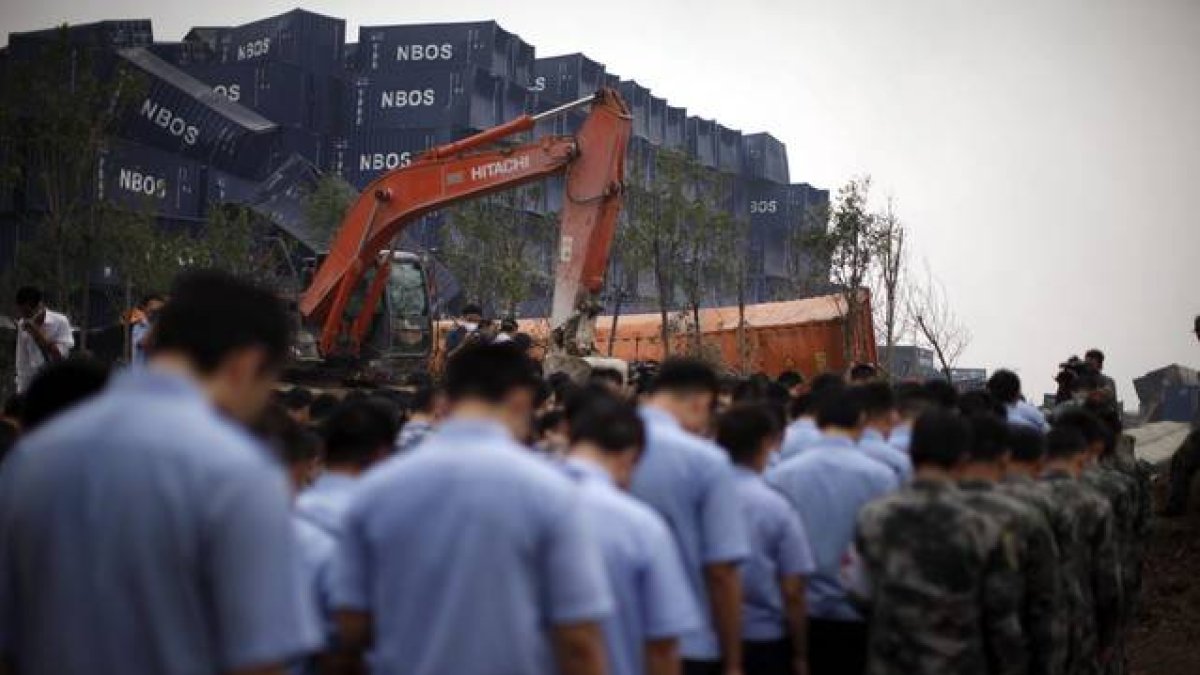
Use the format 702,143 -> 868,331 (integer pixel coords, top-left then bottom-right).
0,270 -> 1154,675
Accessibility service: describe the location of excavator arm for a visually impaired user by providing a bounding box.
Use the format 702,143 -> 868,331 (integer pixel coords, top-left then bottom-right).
299,88 -> 632,358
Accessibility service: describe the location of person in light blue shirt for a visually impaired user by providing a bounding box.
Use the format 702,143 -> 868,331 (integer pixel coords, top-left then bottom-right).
766,386 -> 898,675
988,369 -> 1050,432
856,381 -> 914,483
129,293 -> 164,367
563,393 -> 700,675
779,374 -> 845,462
886,382 -> 936,456
631,358 -> 751,675
0,270 -> 320,675
327,344 -> 612,675
718,404 -> 816,675
296,398 -> 397,537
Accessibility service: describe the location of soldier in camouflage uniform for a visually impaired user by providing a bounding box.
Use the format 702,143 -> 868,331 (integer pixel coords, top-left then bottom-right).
852,411 -> 1027,675
957,414 -> 1063,675
1040,426 -> 1121,675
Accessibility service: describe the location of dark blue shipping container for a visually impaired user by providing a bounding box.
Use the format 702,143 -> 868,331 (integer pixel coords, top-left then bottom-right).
116,48 -> 279,178
178,61 -> 313,128
617,80 -> 652,141
716,124 -> 743,174
205,168 -> 260,207
532,53 -> 605,104
647,96 -> 666,146
147,41 -> 215,67
96,139 -> 203,219
335,128 -> 456,188
686,117 -> 718,169
664,106 -> 687,149
626,136 -> 657,187
211,9 -> 344,74
8,20 -> 153,60
356,21 -> 534,85
743,132 -> 789,184
267,127 -> 326,173
253,155 -> 325,251
603,72 -> 620,90
348,67 -> 526,131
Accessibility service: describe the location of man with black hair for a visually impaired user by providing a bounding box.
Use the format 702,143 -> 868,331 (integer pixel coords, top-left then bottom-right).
493,317 -> 520,344
444,302 -> 483,353
13,285 -> 73,393
0,270 -> 319,675
328,343 -> 612,675
718,405 -> 815,675
631,357 -> 750,675
309,392 -> 340,425
19,357 -> 110,431
988,369 -> 1049,432
887,382 -> 934,455
780,373 -> 843,462
957,415 -> 1063,675
851,410 -> 1025,675
1039,426 -> 1121,675
297,399 -> 398,537
591,367 -> 627,397
766,387 -> 896,675
395,384 -> 446,453
130,293 -> 166,366
282,387 -> 315,425
855,382 -> 912,482
924,377 -> 960,410
564,394 -> 699,675
777,370 -> 805,399
1084,349 -> 1116,397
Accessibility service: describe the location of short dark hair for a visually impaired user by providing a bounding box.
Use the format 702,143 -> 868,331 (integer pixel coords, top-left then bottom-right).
444,343 -> 540,403
569,394 -> 645,454
322,399 -> 399,466
410,385 -> 439,414
959,391 -> 1004,419
816,387 -> 864,430
803,373 -> 845,419
649,358 -> 719,397
21,357 -> 111,430
150,270 -> 291,375
1046,426 -> 1087,459
911,410 -> 972,469
787,392 -> 811,421
253,403 -> 322,466
849,363 -> 878,382
590,367 -> 624,387
1085,349 -> 1104,364
536,408 -> 567,438
281,387 -> 314,412
777,370 -> 804,389
857,381 -> 895,420
309,393 -> 340,423
924,378 -> 960,409
15,286 -> 42,307
1007,425 -> 1046,463
987,370 -> 1022,404
1054,409 -> 1107,452
462,303 -> 482,316
896,382 -> 934,420
967,413 -> 1009,462
717,404 -> 781,466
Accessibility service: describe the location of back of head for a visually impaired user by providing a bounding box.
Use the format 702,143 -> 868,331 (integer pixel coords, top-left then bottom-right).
911,410 -> 972,469
649,357 -> 719,397
281,387 -> 314,413
21,357 -> 111,431
717,403 -> 781,466
803,373 -> 845,420
322,398 -> 400,467
816,387 -> 864,431
253,403 -> 322,466
1054,408 -> 1108,454
410,385 -> 440,414
1046,426 -> 1087,460
309,393 -> 340,423
15,286 -> 42,308
966,413 -> 1009,463
924,378 -> 960,410
777,370 -> 804,390
568,392 -> 645,454
896,382 -> 934,421
959,390 -> 1004,419
150,270 -> 290,375
444,342 -> 539,404
856,381 -> 895,421
987,369 -> 1022,405
1007,425 -> 1046,463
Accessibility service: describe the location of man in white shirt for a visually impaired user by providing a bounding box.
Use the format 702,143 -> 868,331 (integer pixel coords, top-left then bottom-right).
14,286 -> 73,393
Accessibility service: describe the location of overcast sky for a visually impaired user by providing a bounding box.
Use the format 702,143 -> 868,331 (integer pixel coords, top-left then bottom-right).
4,0 -> 1198,402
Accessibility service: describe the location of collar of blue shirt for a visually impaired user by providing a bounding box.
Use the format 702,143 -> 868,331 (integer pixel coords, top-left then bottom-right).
563,456 -> 616,487
112,367 -> 208,403
639,405 -> 682,430
861,428 -> 886,444
732,465 -> 761,480
435,417 -> 513,442
815,435 -> 858,451
311,471 -> 358,491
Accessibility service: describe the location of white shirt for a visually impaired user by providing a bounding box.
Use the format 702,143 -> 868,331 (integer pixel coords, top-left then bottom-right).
15,309 -> 73,393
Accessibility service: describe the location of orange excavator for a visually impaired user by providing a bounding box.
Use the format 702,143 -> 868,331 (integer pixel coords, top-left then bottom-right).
295,88 -> 632,381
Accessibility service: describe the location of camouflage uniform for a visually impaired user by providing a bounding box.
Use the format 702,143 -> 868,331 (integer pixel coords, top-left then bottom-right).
1083,461 -> 1140,675
1040,470 -> 1121,675
854,479 -> 1027,675
959,479 -> 1064,675
1164,430 -> 1200,516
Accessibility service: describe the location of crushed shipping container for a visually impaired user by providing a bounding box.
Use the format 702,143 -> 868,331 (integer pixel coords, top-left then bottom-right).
532,53 -> 605,104
97,139 -> 203,219
356,21 -> 534,85
348,67 -> 526,131
743,132 -> 790,184
211,9 -> 344,73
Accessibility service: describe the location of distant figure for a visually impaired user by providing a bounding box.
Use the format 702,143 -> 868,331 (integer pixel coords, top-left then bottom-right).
0,270 -> 320,675
988,369 -> 1050,432
395,384 -> 446,453
779,373 -> 844,462
492,317 -> 520,344
19,357 -> 111,432
888,382 -> 935,455
444,302 -> 483,354
1084,349 -> 1116,398
854,381 -> 913,483
129,293 -> 165,367
13,286 -> 74,394
309,392 -> 341,425
281,387 -> 315,425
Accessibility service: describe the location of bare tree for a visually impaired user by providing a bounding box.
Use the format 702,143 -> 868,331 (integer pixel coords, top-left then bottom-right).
908,262 -> 971,381
872,197 -> 908,377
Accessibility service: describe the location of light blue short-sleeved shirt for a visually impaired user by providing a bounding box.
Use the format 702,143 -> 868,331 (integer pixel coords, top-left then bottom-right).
888,424 -> 912,455
1007,401 -> 1050,432
630,406 -> 750,660
562,457 -> 700,675
328,418 -> 613,675
0,369 -> 321,675
733,467 -> 817,640
858,429 -> 914,483
780,418 -> 823,462
296,472 -> 358,537
130,321 -> 151,366
291,515 -> 338,675
766,436 -> 898,621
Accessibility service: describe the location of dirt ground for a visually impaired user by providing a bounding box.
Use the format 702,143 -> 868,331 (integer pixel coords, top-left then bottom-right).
1129,508 -> 1200,674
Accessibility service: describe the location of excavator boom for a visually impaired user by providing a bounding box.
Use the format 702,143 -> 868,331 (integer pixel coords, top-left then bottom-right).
299,88 -> 632,359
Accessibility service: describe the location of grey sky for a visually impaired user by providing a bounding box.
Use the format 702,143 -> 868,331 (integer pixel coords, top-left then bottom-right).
4,0 -> 1198,400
